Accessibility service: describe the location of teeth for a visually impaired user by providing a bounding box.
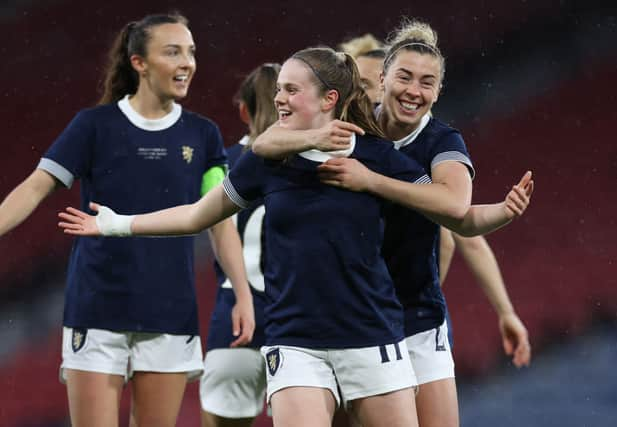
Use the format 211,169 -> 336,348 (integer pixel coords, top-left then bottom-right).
174,75 -> 188,81
400,101 -> 418,111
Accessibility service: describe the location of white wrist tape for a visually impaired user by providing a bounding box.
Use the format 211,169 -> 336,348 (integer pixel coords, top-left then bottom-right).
95,205 -> 135,237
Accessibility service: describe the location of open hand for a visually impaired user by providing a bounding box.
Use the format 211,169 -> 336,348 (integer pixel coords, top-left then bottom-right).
58,202 -> 103,236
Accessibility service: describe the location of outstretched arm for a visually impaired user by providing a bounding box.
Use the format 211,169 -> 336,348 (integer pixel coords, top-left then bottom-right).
453,233 -> 531,367
448,172 -> 534,237
0,169 -> 59,236
208,219 -> 255,347
318,158 -> 533,235
251,120 -> 364,159
59,184 -> 241,237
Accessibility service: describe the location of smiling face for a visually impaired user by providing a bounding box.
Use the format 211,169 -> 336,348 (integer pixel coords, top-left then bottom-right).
274,59 -> 333,130
381,50 -> 441,137
132,23 -> 196,102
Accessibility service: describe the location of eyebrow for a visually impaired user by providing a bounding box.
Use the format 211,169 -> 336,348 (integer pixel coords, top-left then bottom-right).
162,44 -> 196,49
396,67 -> 437,80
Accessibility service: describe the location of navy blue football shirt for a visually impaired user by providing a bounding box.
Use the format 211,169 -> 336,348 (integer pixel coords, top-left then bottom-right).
223,133 -> 431,349
382,115 -> 475,337
39,96 -> 227,335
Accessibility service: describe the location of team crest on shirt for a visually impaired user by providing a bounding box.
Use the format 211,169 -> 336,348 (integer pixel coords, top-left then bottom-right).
182,146 -> 194,164
71,328 -> 88,353
266,348 -> 283,376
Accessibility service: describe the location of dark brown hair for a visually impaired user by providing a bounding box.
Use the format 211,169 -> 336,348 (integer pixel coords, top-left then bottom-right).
234,63 -> 281,142
98,13 -> 189,104
290,47 -> 385,138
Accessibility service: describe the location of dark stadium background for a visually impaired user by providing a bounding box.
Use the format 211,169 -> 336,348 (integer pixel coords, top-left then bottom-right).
1,1 -> 615,426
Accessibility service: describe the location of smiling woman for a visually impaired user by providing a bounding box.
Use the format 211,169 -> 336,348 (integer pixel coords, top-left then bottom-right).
0,12 -> 254,427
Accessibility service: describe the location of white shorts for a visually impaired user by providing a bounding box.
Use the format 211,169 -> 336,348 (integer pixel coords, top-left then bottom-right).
405,320 -> 455,385
261,340 -> 417,407
60,327 -> 203,383
200,348 -> 267,418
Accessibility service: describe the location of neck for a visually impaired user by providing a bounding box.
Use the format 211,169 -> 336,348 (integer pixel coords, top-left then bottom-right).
379,106 -> 419,141
129,87 -> 175,119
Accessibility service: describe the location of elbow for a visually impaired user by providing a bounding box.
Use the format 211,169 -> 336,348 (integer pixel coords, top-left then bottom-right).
446,202 -> 470,223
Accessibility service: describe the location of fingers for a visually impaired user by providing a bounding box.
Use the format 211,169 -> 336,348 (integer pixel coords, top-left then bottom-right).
525,180 -> 535,197
512,339 -> 532,367
517,171 -> 532,188
503,337 -> 514,355
65,207 -> 89,219
89,202 -> 100,213
333,120 -> 365,135
230,320 -> 254,348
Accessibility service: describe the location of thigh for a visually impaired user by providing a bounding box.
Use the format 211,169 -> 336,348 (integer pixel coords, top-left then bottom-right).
131,371 -> 188,427
200,348 -> 266,420
65,368 -> 124,427
271,386 -> 336,427
353,387 -> 418,427
415,378 -> 459,427
406,321 -> 455,385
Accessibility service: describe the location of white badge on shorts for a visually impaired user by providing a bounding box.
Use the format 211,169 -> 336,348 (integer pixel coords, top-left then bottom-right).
71,328 -> 88,353
266,348 -> 283,376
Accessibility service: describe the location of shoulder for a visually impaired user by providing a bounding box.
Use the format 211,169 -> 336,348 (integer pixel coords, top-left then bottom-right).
73,103 -> 118,122
422,117 -> 464,142
355,133 -> 395,154
181,109 -> 221,131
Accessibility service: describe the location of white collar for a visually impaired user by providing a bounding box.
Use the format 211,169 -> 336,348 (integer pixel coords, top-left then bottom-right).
298,133 -> 357,162
238,135 -> 250,146
393,114 -> 431,150
117,95 -> 182,131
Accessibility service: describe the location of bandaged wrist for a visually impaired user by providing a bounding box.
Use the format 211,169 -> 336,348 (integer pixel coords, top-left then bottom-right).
95,205 -> 135,237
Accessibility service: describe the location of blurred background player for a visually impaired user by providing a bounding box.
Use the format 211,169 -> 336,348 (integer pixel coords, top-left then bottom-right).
200,62 -> 281,427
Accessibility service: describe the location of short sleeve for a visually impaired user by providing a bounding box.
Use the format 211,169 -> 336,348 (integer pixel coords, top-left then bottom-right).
38,110 -> 95,188
428,131 -> 475,179
223,150 -> 265,209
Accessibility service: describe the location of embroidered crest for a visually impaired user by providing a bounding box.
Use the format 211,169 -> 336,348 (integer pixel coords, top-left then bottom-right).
266,348 -> 282,376
182,146 -> 194,164
71,328 -> 88,353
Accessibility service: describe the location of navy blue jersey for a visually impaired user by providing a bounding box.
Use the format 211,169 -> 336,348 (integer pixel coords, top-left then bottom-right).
39,96 -> 227,335
382,116 -> 474,337
223,134 -> 430,349
207,137 -> 268,350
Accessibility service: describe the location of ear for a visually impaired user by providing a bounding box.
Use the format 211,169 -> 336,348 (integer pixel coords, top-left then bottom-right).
130,54 -> 147,76
321,89 -> 339,113
238,102 -> 251,125
379,71 -> 386,92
